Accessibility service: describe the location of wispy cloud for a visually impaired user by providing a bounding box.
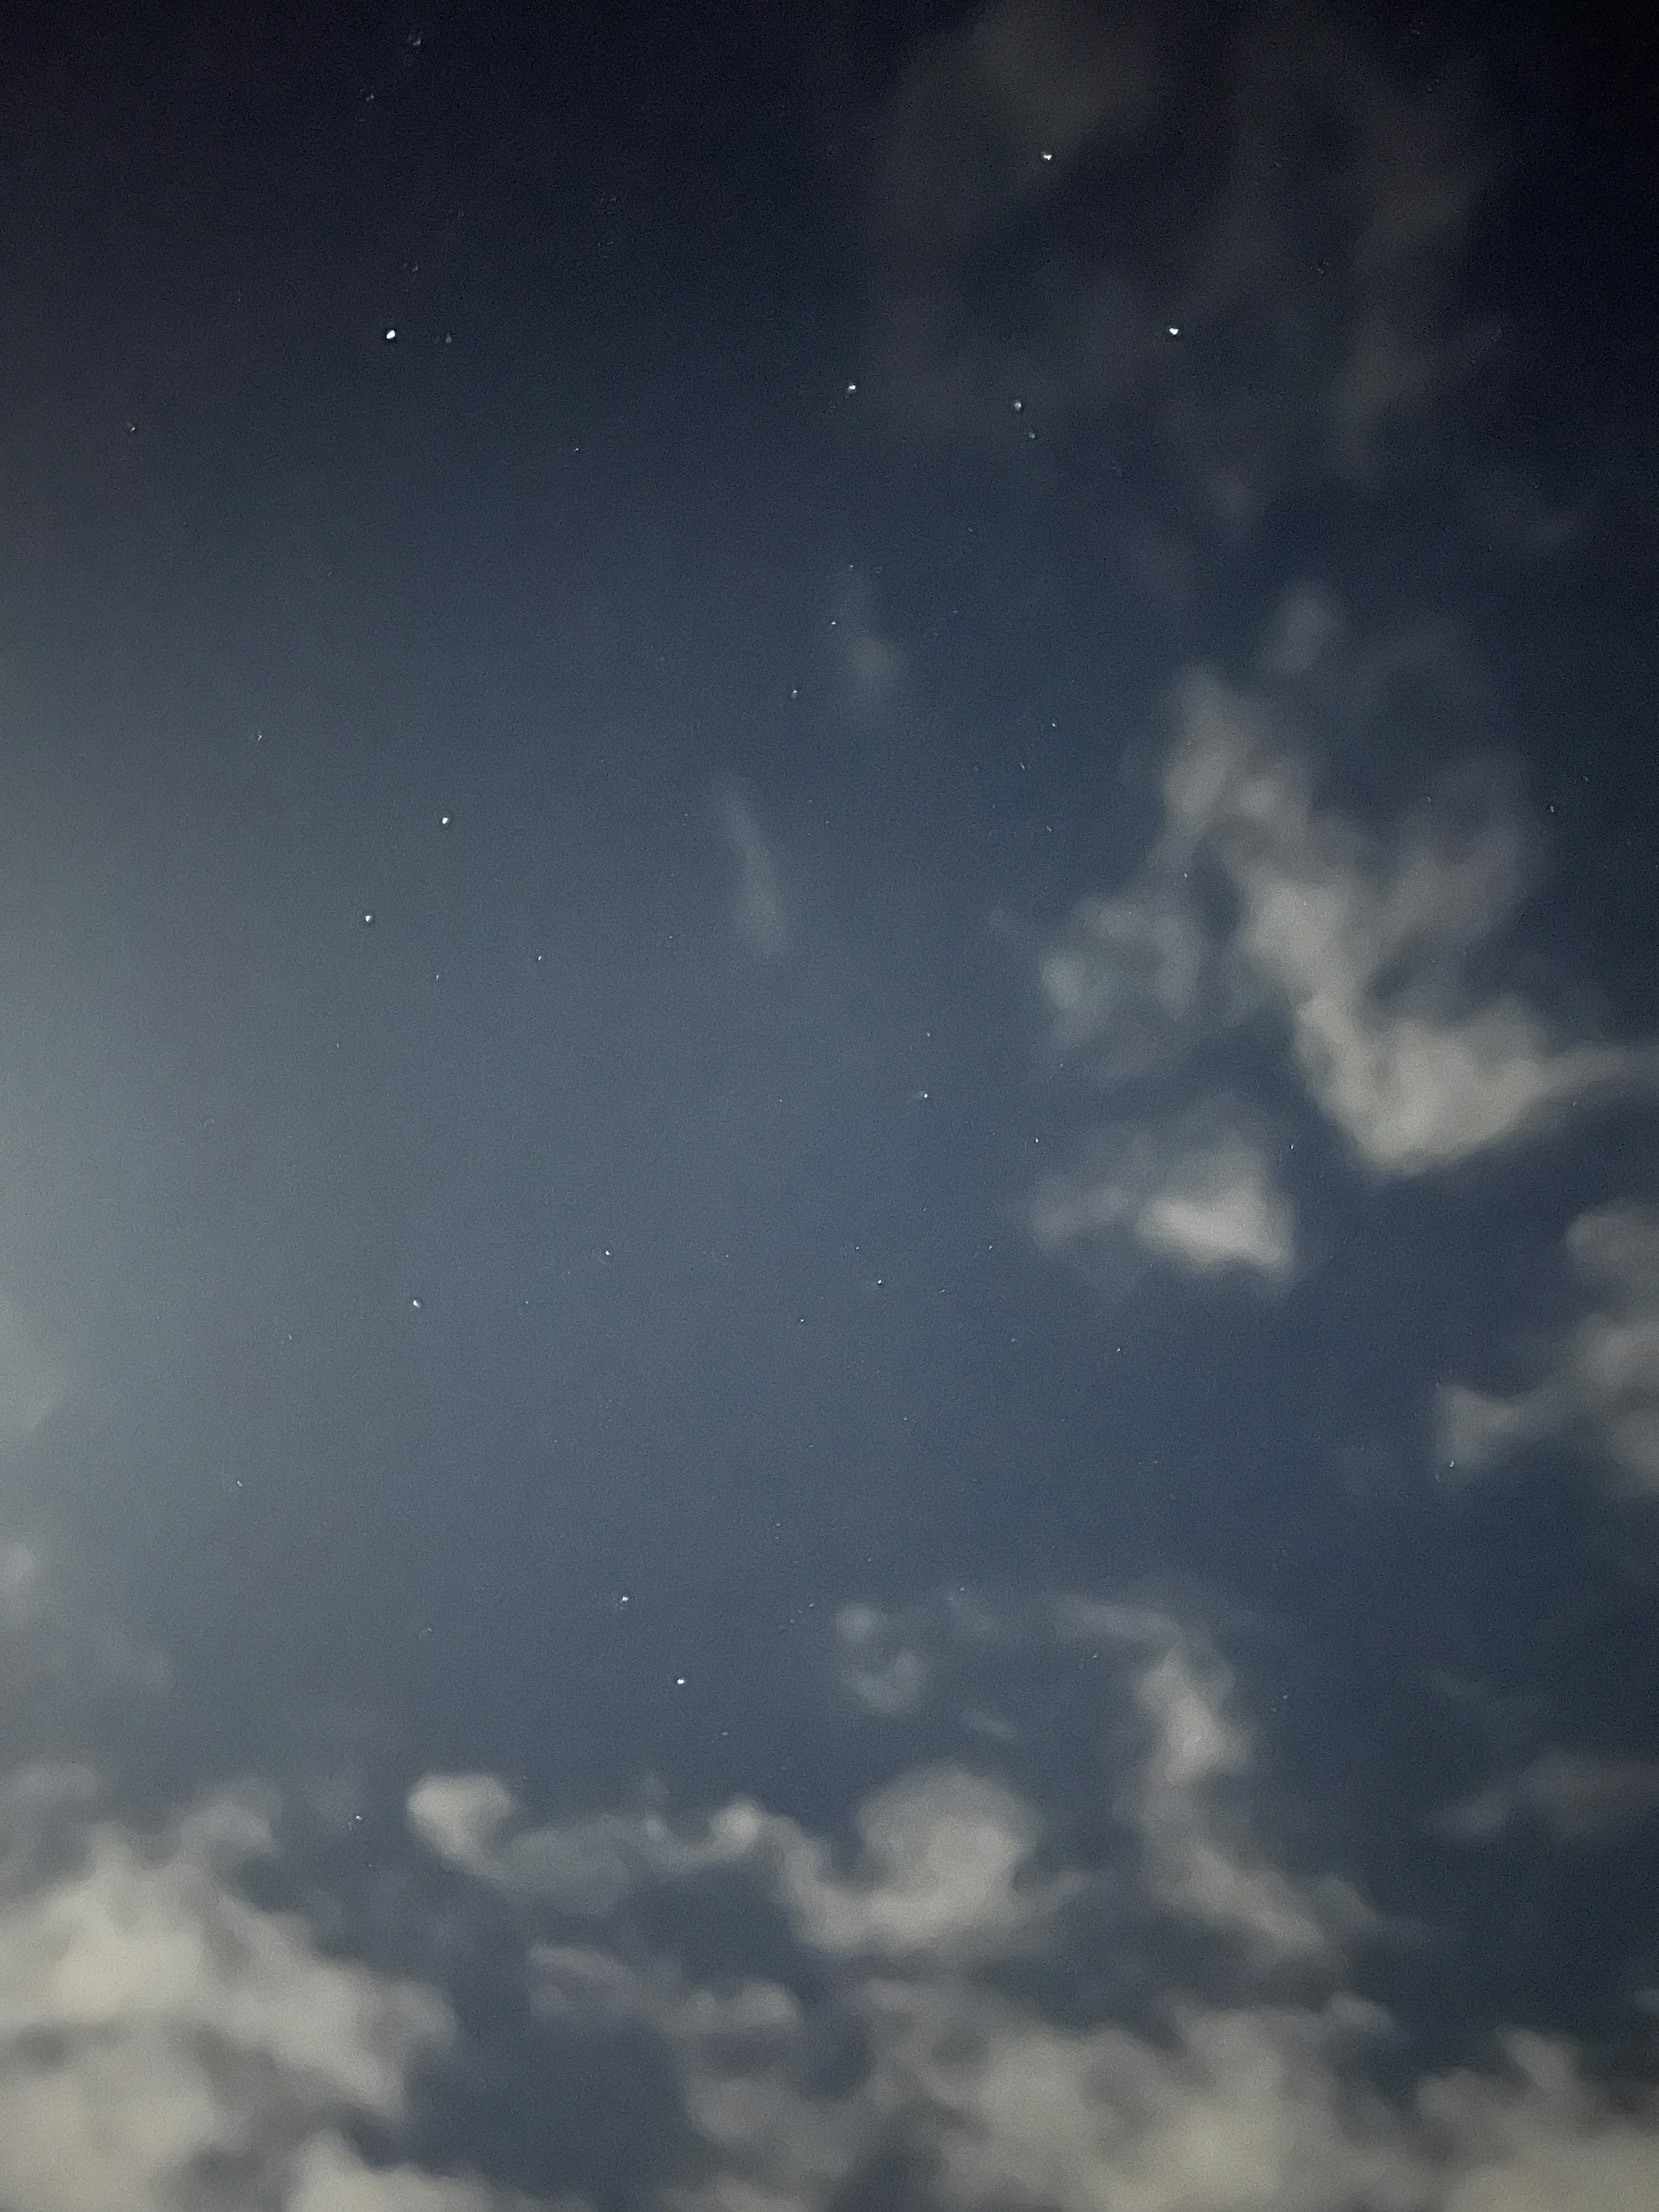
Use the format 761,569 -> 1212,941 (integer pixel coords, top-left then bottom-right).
1430,1749 -> 1659,1845
717,786 -> 791,961
1029,586 -> 1651,1306
0,1295 -> 67,1450
865,0 -> 1490,519
1030,1104 -> 1297,1288
1437,1201 -> 1659,1492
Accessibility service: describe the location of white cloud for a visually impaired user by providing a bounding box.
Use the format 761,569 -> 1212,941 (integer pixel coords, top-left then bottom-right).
1160,658 -> 1629,1173
1037,597 -> 1645,1241
1124,1647 -> 1376,1968
0,1779 -> 487,2212
411,1763 -> 1061,1964
1436,1202 -> 1659,1491
773,1766 -> 1055,1957
413,1603 -> 1360,1980
394,1586 -> 1659,2212
286,2132 -> 516,2212
891,1986 -> 1415,2212
1030,1107 -> 1296,1288
1423,2034 -> 1659,2212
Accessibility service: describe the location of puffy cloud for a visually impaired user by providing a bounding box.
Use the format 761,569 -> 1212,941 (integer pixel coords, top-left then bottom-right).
1436,1202 -> 1659,1491
405,1592 -> 1659,2212
411,1762 -> 1060,1964
285,2133 -> 514,2212
1422,2035 -> 1659,2212
412,1602 -> 1360,1979
883,1985 -> 1415,2212
408,1773 -> 658,1920
0,1777 -> 491,2212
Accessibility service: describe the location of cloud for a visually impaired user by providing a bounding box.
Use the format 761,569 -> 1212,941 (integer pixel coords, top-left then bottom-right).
1430,1751 -> 1659,1846
1435,1201 -> 1659,1491
833,1602 -> 931,1718
0,1535 -> 171,1768
404,1591 -> 1659,2212
827,569 -> 906,727
412,1600 -> 1363,1977
716,787 -> 790,961
1158,647 -> 1629,1173
1421,2035 -> 1659,2212
0,1294 -> 67,1449
285,2132 -> 514,2212
1033,591 -> 1646,1307
0,1775 -> 496,2212
864,1 -> 1490,513
1030,1105 -> 1297,1288
412,1762 -> 1062,1964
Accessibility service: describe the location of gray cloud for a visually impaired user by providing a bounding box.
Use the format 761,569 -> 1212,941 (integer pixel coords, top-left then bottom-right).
1430,1750 -> 1659,1846
864,0 -> 1491,520
1032,592 -> 1644,1308
717,787 -> 791,962
403,1590 -> 1659,2212
1437,1201 -> 1659,1492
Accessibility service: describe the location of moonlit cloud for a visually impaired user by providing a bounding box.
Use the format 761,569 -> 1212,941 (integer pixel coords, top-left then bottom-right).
865,0 -> 1489,515
0,1780 -> 480,2212
400,1589 -> 1659,2212
717,786 -> 791,961
1437,1201 -> 1659,1492
1030,1106 -> 1297,1288
1430,1751 -> 1659,1846
1032,589 -> 1647,1305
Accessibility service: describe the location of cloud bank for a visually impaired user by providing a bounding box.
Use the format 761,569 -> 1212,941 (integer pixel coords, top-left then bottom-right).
401,1594 -> 1659,2212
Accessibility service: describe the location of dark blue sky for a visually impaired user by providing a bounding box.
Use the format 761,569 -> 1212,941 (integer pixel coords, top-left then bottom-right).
0,3 -> 1656,2208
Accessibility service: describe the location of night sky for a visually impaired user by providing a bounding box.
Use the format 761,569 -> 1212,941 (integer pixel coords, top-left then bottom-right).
2,3 -> 1658,2208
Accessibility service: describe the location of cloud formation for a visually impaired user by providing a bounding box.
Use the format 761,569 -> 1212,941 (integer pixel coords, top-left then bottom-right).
1030,1105 -> 1297,1288
717,786 -> 791,961
0,1774 -> 493,2212
1437,1201 -> 1659,1492
864,0 -> 1491,517
403,1592 -> 1659,2212
1030,588 -> 1649,1296
1430,1749 -> 1659,1846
